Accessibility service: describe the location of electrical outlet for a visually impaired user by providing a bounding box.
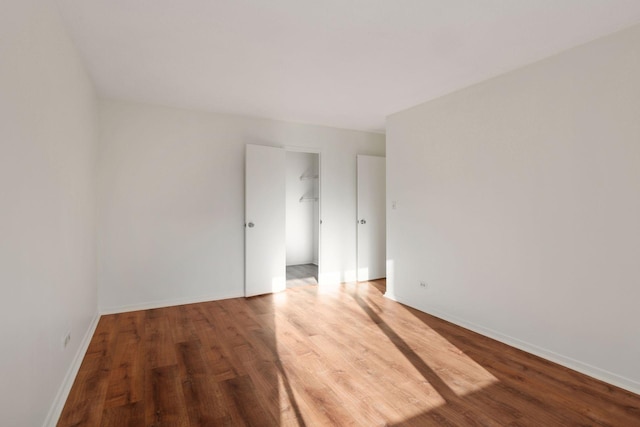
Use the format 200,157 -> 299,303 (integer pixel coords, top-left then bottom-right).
419,281 -> 427,289
62,332 -> 71,349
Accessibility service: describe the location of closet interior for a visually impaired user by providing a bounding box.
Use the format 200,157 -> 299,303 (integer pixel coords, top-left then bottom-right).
285,151 -> 319,287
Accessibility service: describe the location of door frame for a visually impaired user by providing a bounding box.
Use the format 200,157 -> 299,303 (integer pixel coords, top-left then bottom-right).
284,145 -> 322,285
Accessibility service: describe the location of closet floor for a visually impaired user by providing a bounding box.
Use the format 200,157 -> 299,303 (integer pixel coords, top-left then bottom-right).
286,263 -> 318,287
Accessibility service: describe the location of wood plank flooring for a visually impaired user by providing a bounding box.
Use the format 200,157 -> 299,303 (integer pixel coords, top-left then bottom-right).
58,280 -> 640,426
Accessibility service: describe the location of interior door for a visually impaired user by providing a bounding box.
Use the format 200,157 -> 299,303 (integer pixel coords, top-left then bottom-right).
245,144 -> 286,296
357,155 -> 386,281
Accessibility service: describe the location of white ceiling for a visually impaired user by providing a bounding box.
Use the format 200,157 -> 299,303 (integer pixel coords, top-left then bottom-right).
56,0 -> 640,133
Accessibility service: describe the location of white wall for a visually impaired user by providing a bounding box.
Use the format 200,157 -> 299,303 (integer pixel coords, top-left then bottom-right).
387,24 -> 640,393
98,99 -> 384,312
286,152 -> 318,266
0,1 -> 99,426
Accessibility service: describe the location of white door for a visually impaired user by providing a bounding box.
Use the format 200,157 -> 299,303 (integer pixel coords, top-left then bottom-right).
357,155 -> 386,281
245,144 -> 286,296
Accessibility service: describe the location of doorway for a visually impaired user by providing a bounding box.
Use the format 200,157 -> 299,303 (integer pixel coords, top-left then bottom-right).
244,144 -> 322,297
285,151 -> 320,288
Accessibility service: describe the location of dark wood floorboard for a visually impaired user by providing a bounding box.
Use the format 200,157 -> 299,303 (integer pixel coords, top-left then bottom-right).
58,280 -> 640,426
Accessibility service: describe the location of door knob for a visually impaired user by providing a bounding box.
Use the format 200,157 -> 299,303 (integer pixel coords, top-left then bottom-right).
360,219 -> 366,224
247,222 -> 255,228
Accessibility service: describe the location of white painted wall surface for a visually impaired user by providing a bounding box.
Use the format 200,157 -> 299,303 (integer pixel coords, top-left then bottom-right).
98,99 -> 384,312
387,24 -> 640,393
0,1 -> 99,426
286,152 -> 318,266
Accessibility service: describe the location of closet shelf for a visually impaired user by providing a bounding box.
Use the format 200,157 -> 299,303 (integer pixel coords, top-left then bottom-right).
299,174 -> 319,181
299,196 -> 319,202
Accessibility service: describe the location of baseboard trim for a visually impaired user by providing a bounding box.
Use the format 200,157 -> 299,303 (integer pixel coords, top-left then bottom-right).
389,295 -> 640,396
100,292 -> 245,315
43,312 -> 101,427
383,291 -> 398,301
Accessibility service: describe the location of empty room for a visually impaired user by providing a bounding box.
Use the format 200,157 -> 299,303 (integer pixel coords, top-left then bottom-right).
2,1 -> 640,426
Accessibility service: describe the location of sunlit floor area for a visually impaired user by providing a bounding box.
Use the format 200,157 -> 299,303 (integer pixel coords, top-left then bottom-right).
58,280 -> 640,426
286,263 -> 318,288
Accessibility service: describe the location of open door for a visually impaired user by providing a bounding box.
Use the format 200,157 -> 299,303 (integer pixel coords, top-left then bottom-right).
357,155 -> 386,281
245,144 -> 286,296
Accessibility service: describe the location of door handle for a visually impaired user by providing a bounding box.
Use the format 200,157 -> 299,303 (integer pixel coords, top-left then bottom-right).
360,219 -> 366,224
247,222 -> 255,228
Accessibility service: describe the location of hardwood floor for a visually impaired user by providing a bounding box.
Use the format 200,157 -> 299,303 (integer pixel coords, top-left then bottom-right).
59,280 -> 640,426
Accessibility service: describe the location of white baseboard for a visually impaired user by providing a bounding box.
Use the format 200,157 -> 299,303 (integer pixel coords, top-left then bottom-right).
43,312 -> 101,427
100,291 -> 245,315
388,294 -> 640,396
383,291 -> 398,301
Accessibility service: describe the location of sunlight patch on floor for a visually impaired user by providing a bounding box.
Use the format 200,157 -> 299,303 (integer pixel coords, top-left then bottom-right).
357,292 -> 500,399
270,282 -> 500,425
272,291 -> 289,306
